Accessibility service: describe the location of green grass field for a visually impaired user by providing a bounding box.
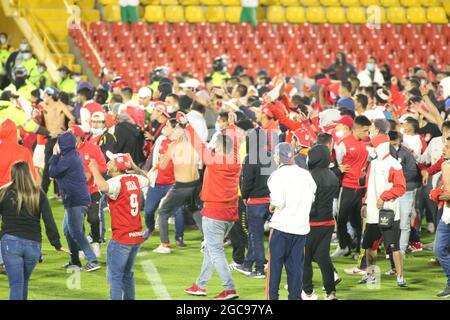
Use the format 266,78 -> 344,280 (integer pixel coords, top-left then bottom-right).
0,198 -> 447,300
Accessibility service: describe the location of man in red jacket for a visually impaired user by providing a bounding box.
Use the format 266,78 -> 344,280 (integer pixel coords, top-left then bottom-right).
184,114 -> 241,300
0,119 -> 37,187
332,115 -> 371,259
69,125 -> 107,258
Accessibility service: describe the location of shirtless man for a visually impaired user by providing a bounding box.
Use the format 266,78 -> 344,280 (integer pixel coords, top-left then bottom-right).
153,121 -> 201,254
41,86 -> 75,194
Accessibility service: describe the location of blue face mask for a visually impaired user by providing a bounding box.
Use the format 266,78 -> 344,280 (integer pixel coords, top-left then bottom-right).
366,63 -> 375,72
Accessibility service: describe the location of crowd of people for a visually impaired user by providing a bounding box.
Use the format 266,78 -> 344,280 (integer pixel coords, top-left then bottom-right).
0,29 -> 450,301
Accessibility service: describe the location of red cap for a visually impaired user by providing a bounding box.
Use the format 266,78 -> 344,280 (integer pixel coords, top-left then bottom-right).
68,125 -> 85,137
154,101 -> 170,118
293,128 -> 313,148
106,151 -> 132,172
334,115 -> 354,129
371,134 -> 389,148
111,79 -> 128,89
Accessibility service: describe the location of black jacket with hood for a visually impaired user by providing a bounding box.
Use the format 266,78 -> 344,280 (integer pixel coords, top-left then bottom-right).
322,51 -> 356,83
308,144 -> 340,224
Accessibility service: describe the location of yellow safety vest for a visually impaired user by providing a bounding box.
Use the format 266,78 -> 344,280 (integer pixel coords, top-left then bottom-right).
0,100 -> 39,133
57,77 -> 77,95
4,80 -> 37,101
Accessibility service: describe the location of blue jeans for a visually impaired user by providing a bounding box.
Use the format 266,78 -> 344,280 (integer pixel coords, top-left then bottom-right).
399,190 -> 415,252
107,240 -> 141,300
63,206 -> 97,264
196,216 -> 235,291
434,220 -> 450,286
99,194 -> 107,242
267,229 -> 306,300
1,234 -> 41,300
144,184 -> 184,241
243,203 -> 269,272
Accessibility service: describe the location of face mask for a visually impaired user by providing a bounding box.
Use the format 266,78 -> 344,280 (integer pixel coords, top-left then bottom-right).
215,122 -> 222,132
73,76 -> 81,82
59,71 -> 66,79
167,105 -> 174,114
394,145 -> 400,151
335,130 -> 345,139
366,63 -> 375,72
19,43 -> 28,51
22,53 -> 31,60
0,38 -> 6,45
38,67 -> 45,74
400,127 -> 405,134
91,128 -> 104,136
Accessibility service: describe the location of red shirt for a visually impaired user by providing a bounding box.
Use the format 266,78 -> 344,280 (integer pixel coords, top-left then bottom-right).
106,174 -> 148,245
335,134 -> 368,189
77,140 -> 107,194
155,139 -> 175,185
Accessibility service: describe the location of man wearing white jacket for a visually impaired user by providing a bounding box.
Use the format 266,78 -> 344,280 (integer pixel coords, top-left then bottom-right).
359,135 -> 407,288
266,143 -> 317,300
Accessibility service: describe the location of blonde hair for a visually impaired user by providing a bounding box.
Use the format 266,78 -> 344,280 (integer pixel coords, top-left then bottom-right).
0,161 -> 40,215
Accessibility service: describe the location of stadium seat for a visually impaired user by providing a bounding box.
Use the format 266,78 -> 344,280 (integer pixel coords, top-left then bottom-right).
326,7 -> 347,23
200,0 -> 221,5
300,0 -> 320,6
381,0 -> 400,6
220,0 -> 240,4
185,6 -> 206,22
387,6 -> 407,23
360,0 -> 380,5
306,7 -> 327,23
280,0 -> 300,6
347,6 -> 366,23
420,0 -> 440,6
144,5 -> 165,22
427,6 -> 448,23
400,0 -> 421,6
286,6 -> 306,23
160,0 -> 178,4
225,6 -> 242,23
103,4 -> 121,22
179,0 -> 200,4
406,7 -> 427,23
165,5 -> 185,22
320,0 -> 340,6
206,6 -> 226,22
267,6 -> 286,23
341,0 -> 360,6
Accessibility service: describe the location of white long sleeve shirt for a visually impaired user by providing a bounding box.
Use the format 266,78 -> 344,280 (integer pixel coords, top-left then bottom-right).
268,165 -> 316,235
419,136 -> 444,188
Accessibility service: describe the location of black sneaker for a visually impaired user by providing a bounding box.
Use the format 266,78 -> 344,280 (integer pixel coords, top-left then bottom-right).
234,264 -> 252,276
175,239 -> 187,248
61,262 -> 82,270
83,261 -> 102,272
248,271 -> 266,279
437,286 -> 450,298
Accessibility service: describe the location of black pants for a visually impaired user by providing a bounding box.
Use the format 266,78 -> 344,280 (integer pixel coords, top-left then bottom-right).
42,137 -> 59,195
337,187 -> 366,251
86,192 -> 102,243
303,225 -> 335,295
229,197 -> 248,264
417,182 -> 437,227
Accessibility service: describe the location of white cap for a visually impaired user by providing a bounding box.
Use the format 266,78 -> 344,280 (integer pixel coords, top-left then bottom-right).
91,111 -> 105,121
180,79 -> 200,89
138,87 -> 152,99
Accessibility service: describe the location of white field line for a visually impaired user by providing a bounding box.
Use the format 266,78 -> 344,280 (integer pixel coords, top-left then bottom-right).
139,252 -> 172,300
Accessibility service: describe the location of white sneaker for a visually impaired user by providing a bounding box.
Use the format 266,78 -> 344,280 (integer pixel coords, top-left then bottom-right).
424,242 -> 435,251
92,242 -> 101,258
301,291 -> 318,300
153,244 -> 171,254
229,263 -> 239,270
427,222 -> 435,233
344,267 -> 367,276
200,241 -> 205,253
331,246 -> 350,259
79,251 -> 85,260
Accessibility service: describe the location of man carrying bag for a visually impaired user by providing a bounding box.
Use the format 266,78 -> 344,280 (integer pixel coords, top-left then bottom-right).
359,135 -> 408,288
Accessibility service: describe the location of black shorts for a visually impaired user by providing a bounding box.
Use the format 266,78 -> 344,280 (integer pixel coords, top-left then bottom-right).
362,221 -> 400,253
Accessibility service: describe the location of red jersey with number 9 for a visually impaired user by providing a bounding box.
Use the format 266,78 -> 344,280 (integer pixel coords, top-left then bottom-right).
107,175 -> 144,245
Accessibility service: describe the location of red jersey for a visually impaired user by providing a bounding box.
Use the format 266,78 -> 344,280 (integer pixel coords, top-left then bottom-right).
334,134 -> 368,189
106,174 -> 148,245
77,140 -> 107,195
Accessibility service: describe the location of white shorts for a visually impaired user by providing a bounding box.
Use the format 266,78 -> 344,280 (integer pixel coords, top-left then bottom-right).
33,144 -> 46,169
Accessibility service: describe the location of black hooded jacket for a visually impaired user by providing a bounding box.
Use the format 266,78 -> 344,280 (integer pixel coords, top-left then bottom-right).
322,51 -> 356,82
308,144 -> 340,224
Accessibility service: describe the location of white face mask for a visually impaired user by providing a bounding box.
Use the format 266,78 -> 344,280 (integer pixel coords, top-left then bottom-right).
19,43 -> 28,51
400,127 -> 405,134
22,53 -> 31,60
166,105 -> 174,114
73,76 -> 81,82
38,67 -> 45,74
91,128 -> 104,136
59,71 -> 66,79
215,122 -> 222,132
0,38 -> 6,45
335,130 -> 345,139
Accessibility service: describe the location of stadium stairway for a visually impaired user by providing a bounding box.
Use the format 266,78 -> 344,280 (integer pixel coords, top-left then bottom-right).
1,0 -> 101,81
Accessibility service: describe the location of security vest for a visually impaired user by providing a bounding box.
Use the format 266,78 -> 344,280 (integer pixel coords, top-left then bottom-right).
209,71 -> 230,86
4,80 -> 37,101
0,100 -> 39,133
57,77 -> 77,94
